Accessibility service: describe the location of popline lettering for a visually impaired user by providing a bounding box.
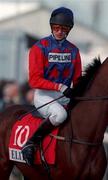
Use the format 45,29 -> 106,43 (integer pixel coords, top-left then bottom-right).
48,53 -> 71,62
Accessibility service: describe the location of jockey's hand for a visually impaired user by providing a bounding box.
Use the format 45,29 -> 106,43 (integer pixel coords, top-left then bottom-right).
63,87 -> 73,98
59,84 -> 73,98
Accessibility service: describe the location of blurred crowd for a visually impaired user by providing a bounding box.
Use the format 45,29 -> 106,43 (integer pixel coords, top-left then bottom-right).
0,79 -> 34,112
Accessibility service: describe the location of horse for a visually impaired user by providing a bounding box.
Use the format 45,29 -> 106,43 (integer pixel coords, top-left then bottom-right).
0,57 -> 108,180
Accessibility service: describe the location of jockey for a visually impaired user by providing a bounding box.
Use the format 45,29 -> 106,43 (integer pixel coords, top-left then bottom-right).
22,7 -> 82,166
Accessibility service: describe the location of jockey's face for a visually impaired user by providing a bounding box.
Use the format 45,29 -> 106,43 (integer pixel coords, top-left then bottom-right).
51,24 -> 71,40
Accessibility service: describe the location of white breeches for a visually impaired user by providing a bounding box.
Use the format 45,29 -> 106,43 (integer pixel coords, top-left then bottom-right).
34,89 -> 70,126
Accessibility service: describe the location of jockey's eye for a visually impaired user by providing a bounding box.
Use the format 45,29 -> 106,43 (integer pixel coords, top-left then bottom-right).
52,25 -> 70,32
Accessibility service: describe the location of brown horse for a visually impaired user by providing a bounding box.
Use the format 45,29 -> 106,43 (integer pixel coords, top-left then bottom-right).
0,57 -> 108,180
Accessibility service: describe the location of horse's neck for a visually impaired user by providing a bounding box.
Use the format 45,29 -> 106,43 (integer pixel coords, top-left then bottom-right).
71,58 -> 108,142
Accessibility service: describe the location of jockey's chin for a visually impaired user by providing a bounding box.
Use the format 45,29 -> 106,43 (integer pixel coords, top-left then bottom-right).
53,32 -> 68,41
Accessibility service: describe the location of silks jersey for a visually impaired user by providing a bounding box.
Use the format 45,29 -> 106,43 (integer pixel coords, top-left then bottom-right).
29,35 -> 82,91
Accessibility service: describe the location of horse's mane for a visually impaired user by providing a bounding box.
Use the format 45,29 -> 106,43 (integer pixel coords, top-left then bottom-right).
68,57 -> 102,108
72,57 -> 101,97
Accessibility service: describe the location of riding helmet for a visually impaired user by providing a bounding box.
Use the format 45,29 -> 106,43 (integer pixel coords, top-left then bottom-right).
50,7 -> 74,28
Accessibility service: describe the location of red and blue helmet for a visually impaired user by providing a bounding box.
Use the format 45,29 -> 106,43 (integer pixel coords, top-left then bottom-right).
50,7 -> 74,28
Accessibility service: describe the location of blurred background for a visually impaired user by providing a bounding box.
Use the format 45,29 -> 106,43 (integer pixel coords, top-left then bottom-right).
0,0 -> 108,179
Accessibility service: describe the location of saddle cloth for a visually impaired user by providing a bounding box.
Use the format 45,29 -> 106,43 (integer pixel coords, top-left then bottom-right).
9,113 -> 59,164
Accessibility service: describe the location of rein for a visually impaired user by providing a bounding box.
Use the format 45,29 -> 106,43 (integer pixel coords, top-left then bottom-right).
19,94 -> 106,148
48,94 -> 107,147
73,95 -> 108,101
50,134 -> 102,146
19,95 -> 108,119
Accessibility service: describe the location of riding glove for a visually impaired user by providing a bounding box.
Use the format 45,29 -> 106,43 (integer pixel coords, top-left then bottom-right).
59,84 -> 73,98
63,87 -> 73,98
